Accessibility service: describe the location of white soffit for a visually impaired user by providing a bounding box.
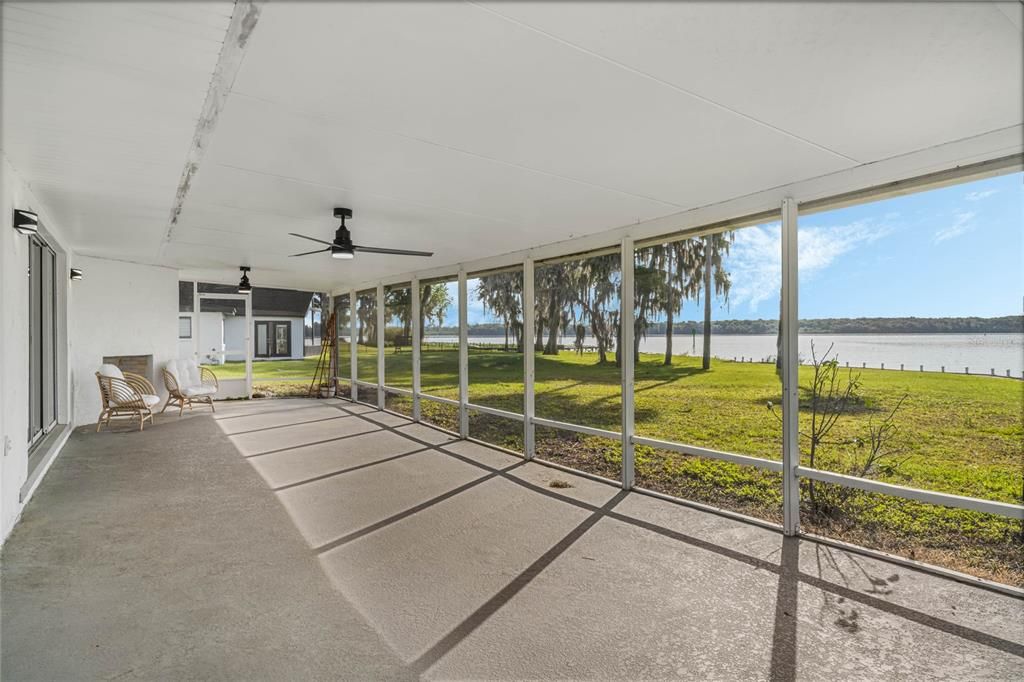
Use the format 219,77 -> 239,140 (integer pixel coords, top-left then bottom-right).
2,2 -> 1020,291
476,1 -> 1023,162
1,2 -> 235,259
169,1 -> 1022,290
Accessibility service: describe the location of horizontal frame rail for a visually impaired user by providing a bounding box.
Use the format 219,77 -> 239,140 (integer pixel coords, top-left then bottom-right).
795,466 -> 1024,520
532,416 -> 621,441
419,393 -> 459,407
632,435 -> 784,473
465,402 -> 525,422
382,385 -> 413,397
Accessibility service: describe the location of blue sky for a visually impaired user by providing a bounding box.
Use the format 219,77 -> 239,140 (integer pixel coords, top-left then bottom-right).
443,172 -> 1022,327
725,171 -> 1023,320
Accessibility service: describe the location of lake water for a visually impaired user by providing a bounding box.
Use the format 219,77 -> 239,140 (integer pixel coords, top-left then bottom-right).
423,333 -> 1024,377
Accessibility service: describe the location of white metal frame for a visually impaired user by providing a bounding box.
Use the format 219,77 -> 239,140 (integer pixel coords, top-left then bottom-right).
458,269 -> 469,437
377,281 -> 418,416
620,237 -> 635,490
411,276 -> 421,422
410,276 -> 462,418
523,257 -> 536,459
196,291 -> 252,398
349,290 -> 357,401
327,158 -> 1024,581
780,197 -> 800,534
376,283 -> 385,409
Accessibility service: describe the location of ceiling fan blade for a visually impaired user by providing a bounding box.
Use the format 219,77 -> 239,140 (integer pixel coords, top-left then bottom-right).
289,232 -> 334,247
289,247 -> 330,257
354,244 -> 434,257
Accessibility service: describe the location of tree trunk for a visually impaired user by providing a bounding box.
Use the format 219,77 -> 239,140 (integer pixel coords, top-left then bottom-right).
418,285 -> 432,349
544,296 -> 560,355
633,319 -> 643,363
615,322 -> 622,368
702,236 -> 713,370
663,296 -> 674,366
504,321 -> 509,352
535,314 -> 544,352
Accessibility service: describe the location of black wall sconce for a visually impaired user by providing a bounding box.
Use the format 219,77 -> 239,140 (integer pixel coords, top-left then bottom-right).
13,209 -> 39,235
70,268 -> 83,281
238,266 -> 252,294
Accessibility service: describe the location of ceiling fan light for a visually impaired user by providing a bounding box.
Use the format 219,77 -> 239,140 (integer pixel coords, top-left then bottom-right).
238,266 -> 252,293
331,246 -> 354,259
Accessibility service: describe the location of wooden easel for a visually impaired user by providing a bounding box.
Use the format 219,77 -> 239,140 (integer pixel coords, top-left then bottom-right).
308,310 -> 337,398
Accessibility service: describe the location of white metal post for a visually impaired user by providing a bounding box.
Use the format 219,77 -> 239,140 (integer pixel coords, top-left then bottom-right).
329,293 -> 338,391
458,269 -> 469,437
523,257 -> 535,459
349,290 -> 357,401
620,237 -> 635,490
244,294 -> 253,399
192,280 -> 200,362
376,282 -> 385,409
781,197 -> 800,535
411,276 -> 421,422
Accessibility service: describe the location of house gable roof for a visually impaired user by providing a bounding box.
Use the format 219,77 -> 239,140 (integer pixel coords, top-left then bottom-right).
181,282 -> 314,317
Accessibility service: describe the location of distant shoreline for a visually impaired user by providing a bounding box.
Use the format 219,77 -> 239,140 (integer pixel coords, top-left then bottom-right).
423,331 -> 1024,337
423,316 -> 1024,337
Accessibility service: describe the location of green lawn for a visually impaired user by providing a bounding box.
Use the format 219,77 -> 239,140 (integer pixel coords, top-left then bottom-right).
207,348 -> 1023,584
209,357 -> 321,379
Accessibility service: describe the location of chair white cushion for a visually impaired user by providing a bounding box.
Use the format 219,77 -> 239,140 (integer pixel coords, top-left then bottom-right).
99,363 -> 124,380
182,385 -> 216,397
190,364 -> 203,388
166,359 -> 183,386
175,360 -> 200,389
167,359 -> 204,390
141,394 -> 161,408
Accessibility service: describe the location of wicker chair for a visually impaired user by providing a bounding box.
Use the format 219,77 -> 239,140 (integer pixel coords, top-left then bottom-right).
161,359 -> 218,416
95,364 -> 161,432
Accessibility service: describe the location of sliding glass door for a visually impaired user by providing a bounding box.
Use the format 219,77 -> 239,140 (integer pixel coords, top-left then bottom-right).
255,321 -> 291,358
28,236 -> 57,446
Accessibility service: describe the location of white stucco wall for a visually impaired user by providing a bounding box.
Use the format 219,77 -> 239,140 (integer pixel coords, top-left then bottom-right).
0,154 -> 74,543
69,256 -> 179,426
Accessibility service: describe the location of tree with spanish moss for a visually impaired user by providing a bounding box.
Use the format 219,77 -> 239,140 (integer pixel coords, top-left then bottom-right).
700,231 -> 734,369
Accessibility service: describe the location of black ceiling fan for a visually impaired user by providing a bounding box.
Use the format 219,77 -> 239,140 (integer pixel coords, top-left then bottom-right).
289,208 -> 433,260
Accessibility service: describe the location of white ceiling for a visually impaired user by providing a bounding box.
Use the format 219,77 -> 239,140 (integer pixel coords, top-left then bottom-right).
3,1 -> 1021,291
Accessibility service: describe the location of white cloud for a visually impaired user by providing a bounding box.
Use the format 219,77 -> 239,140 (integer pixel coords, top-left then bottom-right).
933,211 -> 976,243
801,220 -> 892,271
726,219 -> 894,311
965,189 -> 997,202
727,223 -> 782,311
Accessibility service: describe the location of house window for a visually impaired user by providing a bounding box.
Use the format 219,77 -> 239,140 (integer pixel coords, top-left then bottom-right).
178,316 -> 192,339
28,235 -> 58,446
255,321 -> 291,358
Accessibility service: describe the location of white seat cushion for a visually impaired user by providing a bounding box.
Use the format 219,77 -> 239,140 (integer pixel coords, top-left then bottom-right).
182,386 -> 216,397
99,363 -> 124,380
141,394 -> 161,408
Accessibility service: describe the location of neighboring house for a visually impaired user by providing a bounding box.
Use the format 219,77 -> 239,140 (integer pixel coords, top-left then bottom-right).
178,282 -> 314,363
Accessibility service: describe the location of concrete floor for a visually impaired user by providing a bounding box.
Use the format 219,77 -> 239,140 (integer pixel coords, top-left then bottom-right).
2,398 -> 1022,680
